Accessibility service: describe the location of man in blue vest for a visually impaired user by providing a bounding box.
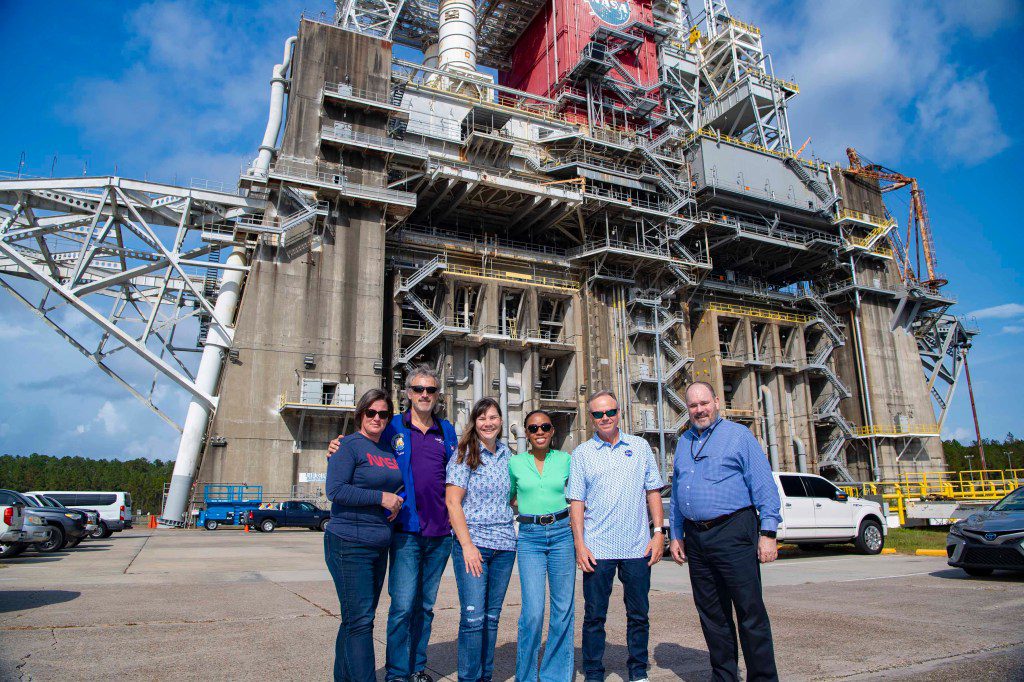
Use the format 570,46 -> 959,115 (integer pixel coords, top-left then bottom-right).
328,366 -> 457,682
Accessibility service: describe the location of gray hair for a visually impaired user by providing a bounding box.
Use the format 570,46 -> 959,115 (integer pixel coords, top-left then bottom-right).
685,381 -> 718,400
587,389 -> 618,407
405,364 -> 440,390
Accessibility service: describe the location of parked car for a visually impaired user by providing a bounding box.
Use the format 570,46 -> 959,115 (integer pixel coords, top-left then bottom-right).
0,498 -> 52,558
774,472 -> 887,554
32,491 -> 133,538
23,494 -> 100,547
245,501 -> 330,532
947,486 -> 1024,577
0,489 -> 89,552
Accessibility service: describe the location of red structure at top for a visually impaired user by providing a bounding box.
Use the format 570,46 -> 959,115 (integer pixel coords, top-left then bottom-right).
500,0 -> 661,103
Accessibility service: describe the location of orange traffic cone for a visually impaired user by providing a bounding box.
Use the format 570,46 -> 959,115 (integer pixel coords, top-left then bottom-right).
245,522 -> 250,533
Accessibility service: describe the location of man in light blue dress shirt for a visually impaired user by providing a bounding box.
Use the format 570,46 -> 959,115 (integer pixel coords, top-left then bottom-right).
669,381 -> 782,682
568,390 -> 665,682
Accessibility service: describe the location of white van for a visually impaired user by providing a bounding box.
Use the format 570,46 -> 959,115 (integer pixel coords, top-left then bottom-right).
30,491 -> 134,538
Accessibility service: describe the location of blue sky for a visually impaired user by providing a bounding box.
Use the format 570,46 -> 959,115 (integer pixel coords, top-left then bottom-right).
0,0 -> 1020,461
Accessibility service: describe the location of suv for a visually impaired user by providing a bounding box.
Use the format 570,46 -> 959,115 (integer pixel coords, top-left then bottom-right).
0,489 -> 89,552
22,494 -> 100,548
33,491 -> 133,538
774,472 -> 887,554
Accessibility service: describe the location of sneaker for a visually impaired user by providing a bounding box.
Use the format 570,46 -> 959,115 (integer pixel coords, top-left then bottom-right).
411,673 -> 434,682
631,678 -> 650,682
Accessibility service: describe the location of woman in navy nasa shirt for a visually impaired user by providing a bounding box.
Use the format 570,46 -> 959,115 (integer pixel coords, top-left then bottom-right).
325,388 -> 405,682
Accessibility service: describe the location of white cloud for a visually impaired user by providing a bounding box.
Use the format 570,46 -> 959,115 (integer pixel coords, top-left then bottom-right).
970,303 -> 1024,319
96,401 -> 127,435
0,325 -> 31,340
1001,325 -> 1024,335
75,424 -> 90,434
734,0 -> 1015,166
943,426 -> 972,442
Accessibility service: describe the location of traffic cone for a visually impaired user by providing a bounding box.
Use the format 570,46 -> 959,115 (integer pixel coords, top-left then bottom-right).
245,522 -> 249,533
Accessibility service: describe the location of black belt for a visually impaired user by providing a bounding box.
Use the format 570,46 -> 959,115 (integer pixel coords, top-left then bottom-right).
685,505 -> 755,532
517,508 -> 570,525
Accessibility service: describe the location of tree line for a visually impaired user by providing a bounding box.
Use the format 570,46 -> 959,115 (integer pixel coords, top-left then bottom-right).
943,433 -> 1023,474
0,454 -> 173,514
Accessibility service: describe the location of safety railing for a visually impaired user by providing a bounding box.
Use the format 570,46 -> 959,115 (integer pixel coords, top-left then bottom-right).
705,302 -> 813,324
841,469 -> 1023,526
268,163 -> 417,206
538,389 -> 576,401
726,16 -> 761,35
851,423 -> 941,437
836,208 -> 896,230
323,82 -> 398,108
443,262 -> 578,292
393,224 -> 568,261
320,125 -> 430,159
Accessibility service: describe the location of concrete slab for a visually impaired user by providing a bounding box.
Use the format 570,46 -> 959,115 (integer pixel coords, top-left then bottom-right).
1,530 -> 1022,681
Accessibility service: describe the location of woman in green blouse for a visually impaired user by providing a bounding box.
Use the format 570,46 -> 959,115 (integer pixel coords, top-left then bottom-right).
509,409 -> 574,681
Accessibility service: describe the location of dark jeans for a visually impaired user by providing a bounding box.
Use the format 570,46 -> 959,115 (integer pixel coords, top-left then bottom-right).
324,531 -> 389,682
684,508 -> 778,682
451,542 -> 516,682
581,557 -> 651,681
385,532 -> 453,681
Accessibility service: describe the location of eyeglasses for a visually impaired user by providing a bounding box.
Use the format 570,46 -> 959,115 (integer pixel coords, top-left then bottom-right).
526,423 -> 553,434
590,408 -> 619,420
364,409 -> 391,420
410,385 -> 439,395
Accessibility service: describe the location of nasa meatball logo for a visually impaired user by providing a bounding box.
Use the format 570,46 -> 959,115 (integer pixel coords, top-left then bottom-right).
588,0 -> 630,26
391,434 -> 405,452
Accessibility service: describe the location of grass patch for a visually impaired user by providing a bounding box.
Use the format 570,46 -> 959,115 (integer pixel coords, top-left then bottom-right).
885,527 -> 949,554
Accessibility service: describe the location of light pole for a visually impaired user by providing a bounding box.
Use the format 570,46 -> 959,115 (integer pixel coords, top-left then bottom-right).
964,453 -> 974,479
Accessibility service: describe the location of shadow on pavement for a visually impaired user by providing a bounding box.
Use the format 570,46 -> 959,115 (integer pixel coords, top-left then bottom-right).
653,642 -> 712,680
2,554 -> 66,564
0,589 -> 81,613
929,568 -> 1024,582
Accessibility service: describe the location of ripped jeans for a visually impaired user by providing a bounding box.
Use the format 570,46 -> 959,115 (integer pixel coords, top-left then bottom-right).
451,542 -> 516,682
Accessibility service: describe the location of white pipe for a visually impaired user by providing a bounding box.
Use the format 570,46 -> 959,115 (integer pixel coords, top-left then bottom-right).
786,391 -> 806,472
422,41 -> 440,70
160,247 -> 248,525
499,354 -> 509,443
251,36 -> 297,179
438,0 -> 477,73
510,423 -> 527,454
760,385 -> 780,472
470,359 -> 483,404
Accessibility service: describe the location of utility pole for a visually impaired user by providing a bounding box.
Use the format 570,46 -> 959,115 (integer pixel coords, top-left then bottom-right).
963,352 -> 986,470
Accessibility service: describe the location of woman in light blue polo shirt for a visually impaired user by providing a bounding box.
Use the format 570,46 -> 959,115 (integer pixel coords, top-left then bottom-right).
445,397 -> 516,682
509,409 -> 574,682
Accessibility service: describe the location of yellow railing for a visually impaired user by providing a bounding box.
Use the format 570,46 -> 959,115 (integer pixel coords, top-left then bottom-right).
837,208 -> 896,230
444,262 -> 578,292
706,302 -> 812,324
841,469 -> 1023,525
685,127 -> 829,171
851,423 -> 941,437
727,17 -> 761,35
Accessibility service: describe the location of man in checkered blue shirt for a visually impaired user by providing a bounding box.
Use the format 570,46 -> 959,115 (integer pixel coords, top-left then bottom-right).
669,381 -> 782,682
568,390 -> 665,682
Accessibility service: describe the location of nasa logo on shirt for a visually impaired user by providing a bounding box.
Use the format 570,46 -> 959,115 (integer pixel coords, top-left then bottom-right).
434,437 -> 443,444
624,449 -> 634,457
391,434 -> 405,452
588,0 -> 630,27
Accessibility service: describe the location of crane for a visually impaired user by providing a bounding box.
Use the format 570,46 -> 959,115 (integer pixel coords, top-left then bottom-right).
845,147 -> 946,289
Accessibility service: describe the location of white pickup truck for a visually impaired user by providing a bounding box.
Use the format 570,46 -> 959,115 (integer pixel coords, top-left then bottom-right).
1,502 -> 53,558
774,472 -> 887,554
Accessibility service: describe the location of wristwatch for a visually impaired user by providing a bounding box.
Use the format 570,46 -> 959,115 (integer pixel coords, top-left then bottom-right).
759,530 -> 777,539
652,525 -> 667,534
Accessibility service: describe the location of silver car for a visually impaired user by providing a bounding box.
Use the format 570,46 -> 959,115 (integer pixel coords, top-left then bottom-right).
947,487 -> 1024,577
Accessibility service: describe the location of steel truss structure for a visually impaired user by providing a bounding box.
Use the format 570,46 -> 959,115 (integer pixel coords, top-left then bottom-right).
0,176 -> 266,429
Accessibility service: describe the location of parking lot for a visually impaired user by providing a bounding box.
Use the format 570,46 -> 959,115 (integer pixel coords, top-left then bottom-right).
1,528 -> 1022,681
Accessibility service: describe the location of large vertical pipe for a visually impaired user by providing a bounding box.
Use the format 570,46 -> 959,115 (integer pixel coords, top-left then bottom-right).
438,0 -> 477,73
652,304 -> 668,475
786,390 -> 807,472
160,247 -> 248,526
499,353 -> 509,444
470,359 -> 483,404
251,36 -> 297,179
760,385 -> 780,471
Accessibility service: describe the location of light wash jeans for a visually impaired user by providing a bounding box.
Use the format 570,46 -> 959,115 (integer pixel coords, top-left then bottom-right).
515,515 -> 576,682
452,542 -> 516,682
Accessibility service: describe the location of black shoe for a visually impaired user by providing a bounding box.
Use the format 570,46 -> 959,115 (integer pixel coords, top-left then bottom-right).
410,672 -> 434,682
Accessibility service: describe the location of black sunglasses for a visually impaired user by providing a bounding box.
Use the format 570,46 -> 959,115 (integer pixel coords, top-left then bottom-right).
364,409 -> 391,420
526,423 -> 553,434
410,385 -> 439,394
590,408 -> 619,419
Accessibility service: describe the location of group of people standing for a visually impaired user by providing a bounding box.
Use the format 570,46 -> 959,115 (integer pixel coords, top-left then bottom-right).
324,365 -> 782,682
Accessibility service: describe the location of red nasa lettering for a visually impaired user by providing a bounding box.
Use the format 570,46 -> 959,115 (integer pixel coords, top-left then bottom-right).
367,453 -> 399,469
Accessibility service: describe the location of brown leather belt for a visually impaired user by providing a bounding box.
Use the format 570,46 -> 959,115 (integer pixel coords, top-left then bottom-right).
685,505 -> 755,532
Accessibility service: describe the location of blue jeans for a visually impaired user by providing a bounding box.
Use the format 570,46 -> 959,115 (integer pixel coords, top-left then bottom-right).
515,516 -> 576,682
385,532 -> 453,681
324,531 -> 389,682
452,542 -> 516,682
581,557 -> 651,682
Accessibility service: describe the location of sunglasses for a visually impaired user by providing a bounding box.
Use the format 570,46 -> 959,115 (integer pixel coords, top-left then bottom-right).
526,423 -> 553,434
364,409 -> 391,420
410,385 -> 439,394
590,408 -> 619,420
